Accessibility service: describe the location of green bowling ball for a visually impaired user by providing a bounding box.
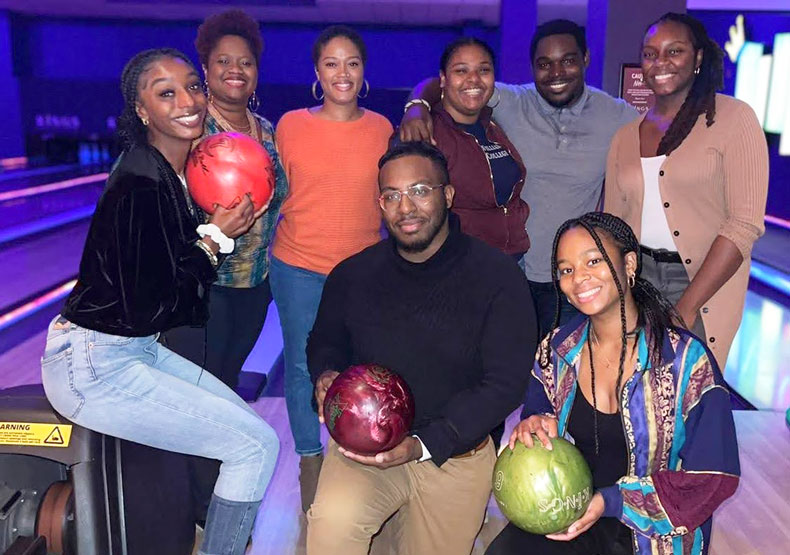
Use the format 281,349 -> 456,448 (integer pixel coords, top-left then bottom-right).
492,437 -> 593,535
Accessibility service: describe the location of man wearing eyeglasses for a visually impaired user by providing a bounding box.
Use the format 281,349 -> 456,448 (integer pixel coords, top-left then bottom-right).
305,142 -> 538,554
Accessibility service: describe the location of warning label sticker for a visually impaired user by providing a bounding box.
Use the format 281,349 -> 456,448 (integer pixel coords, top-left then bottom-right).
0,422 -> 72,447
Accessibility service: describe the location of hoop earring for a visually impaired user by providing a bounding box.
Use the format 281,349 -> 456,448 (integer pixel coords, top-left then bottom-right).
312,80 -> 324,101
204,79 -> 213,102
358,79 -> 370,99
248,91 -> 260,112
694,67 -> 700,75
628,274 -> 636,288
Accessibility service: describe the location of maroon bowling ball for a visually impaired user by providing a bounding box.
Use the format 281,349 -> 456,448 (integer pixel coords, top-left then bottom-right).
323,364 -> 415,455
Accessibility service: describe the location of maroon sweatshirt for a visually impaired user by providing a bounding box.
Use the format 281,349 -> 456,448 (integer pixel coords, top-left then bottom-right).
431,104 -> 530,256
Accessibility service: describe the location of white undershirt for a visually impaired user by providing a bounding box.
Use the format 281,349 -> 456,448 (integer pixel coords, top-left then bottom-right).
639,155 -> 676,250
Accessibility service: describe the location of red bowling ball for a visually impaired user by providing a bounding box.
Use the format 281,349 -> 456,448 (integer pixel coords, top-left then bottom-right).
186,131 -> 275,214
323,364 -> 415,455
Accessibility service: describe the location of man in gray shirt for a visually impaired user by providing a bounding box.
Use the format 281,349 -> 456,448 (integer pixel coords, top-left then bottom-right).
400,19 -> 638,337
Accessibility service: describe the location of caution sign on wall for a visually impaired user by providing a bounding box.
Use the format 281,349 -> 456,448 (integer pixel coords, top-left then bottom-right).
0,422 -> 72,448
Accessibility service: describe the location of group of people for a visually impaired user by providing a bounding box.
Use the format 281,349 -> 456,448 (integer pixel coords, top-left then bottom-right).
38,7 -> 767,555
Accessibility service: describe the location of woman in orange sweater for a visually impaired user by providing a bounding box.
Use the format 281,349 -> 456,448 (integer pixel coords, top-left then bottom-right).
270,25 -> 393,513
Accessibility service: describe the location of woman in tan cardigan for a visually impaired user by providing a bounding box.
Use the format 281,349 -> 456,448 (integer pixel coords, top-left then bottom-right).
604,12 -> 768,367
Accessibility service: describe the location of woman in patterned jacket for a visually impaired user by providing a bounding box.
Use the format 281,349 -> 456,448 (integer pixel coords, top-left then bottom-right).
486,212 -> 739,555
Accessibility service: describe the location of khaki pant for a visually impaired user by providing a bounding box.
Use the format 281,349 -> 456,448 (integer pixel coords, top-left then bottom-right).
306,440 -> 496,555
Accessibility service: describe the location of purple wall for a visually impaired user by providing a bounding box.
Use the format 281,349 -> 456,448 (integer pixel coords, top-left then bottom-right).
8,14 -> 498,151
691,9 -> 790,221
0,12 -> 24,158
10,15 -> 497,88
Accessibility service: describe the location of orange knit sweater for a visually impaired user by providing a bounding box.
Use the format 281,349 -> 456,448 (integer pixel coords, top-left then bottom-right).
272,108 -> 393,274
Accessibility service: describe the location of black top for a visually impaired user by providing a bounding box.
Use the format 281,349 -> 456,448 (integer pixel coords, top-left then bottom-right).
460,120 -> 522,206
307,219 -> 539,466
62,144 -> 218,337
567,390 -> 629,489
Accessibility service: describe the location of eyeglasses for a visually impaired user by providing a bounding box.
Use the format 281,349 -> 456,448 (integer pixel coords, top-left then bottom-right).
378,183 -> 446,211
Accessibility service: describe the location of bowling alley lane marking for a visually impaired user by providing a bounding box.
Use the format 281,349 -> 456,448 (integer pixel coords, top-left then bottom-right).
0,422 -> 72,447
0,173 -> 108,203
0,279 -> 78,333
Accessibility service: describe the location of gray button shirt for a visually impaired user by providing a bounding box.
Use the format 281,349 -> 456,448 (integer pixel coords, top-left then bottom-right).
491,83 -> 638,282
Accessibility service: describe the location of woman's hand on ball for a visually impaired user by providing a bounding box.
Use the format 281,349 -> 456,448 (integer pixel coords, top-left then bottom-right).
252,198 -> 271,220
546,492 -> 604,541
508,414 -> 558,451
209,194 -> 256,238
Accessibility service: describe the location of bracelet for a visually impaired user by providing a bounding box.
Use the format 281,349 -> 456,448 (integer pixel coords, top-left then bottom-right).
196,223 -> 234,254
404,98 -> 432,114
195,239 -> 218,267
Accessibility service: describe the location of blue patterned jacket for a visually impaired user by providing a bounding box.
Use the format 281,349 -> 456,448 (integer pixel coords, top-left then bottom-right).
523,315 -> 740,555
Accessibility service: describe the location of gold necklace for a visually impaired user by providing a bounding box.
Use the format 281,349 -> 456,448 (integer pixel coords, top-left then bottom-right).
590,327 -> 636,368
208,103 -> 260,142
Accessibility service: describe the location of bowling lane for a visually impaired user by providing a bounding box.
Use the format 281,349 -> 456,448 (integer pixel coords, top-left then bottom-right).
725,289 -> 790,411
0,163 -> 101,193
0,220 -> 87,313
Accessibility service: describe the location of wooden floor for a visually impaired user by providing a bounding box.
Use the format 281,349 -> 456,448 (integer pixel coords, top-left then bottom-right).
708,410 -> 790,555
2,343 -> 787,554
245,400 -> 788,555
246,397 -> 512,555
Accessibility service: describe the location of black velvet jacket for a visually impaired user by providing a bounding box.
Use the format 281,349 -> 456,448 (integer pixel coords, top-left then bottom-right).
62,144 -> 217,336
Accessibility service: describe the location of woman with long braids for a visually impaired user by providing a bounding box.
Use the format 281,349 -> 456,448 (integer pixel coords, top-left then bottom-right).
486,212 -> 739,555
605,12 -> 768,367
40,49 -> 278,555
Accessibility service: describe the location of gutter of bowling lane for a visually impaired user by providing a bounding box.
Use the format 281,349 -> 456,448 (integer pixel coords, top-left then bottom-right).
0,173 -> 108,202
0,173 -> 107,247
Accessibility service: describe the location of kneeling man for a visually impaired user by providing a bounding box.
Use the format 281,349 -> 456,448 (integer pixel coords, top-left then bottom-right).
306,142 -> 538,554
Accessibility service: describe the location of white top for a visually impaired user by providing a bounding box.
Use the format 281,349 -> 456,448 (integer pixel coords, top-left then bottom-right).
639,155 -> 676,250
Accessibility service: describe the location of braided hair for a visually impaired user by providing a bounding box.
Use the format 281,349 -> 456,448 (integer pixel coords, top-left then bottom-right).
647,13 -> 724,156
117,48 -> 196,149
546,212 -> 682,452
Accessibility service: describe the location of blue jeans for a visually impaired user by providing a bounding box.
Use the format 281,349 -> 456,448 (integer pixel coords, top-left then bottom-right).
269,256 -> 326,456
40,317 -> 279,554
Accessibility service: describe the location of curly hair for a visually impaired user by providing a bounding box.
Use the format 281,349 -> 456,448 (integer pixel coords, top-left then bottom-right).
439,37 -> 495,73
117,48 -> 195,149
312,25 -> 367,66
646,13 -> 724,156
195,10 -> 264,67
547,212 -> 683,453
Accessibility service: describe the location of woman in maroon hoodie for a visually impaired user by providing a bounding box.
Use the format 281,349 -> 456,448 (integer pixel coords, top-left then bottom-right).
407,37 -> 529,259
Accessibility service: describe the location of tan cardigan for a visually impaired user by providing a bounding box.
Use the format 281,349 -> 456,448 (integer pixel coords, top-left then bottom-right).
604,94 -> 769,366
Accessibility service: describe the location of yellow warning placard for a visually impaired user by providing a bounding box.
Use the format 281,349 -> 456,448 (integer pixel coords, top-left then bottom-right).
0,422 -> 72,448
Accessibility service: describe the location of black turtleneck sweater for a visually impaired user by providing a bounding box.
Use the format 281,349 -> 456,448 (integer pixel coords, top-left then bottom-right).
307,224 -> 538,467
